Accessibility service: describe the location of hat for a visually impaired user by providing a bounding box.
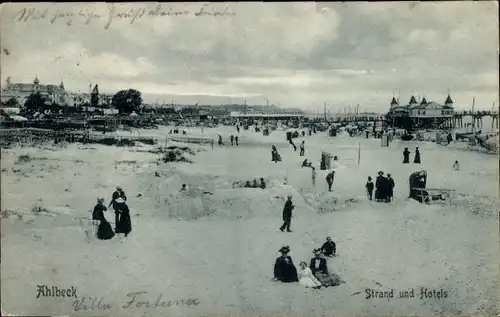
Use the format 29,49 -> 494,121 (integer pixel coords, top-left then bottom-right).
378,171 -> 384,175
313,248 -> 322,255
97,197 -> 104,202
116,186 -> 123,191
279,245 -> 290,254
115,197 -> 125,204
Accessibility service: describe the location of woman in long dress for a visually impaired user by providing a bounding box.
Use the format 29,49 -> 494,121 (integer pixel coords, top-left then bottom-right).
92,197 -> 115,240
115,198 -> 132,237
413,147 -> 421,164
297,262 -> 322,289
273,246 -> 299,283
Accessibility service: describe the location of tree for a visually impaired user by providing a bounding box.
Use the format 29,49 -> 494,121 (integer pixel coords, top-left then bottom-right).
2,97 -> 19,107
23,92 -> 47,116
111,89 -> 143,115
91,84 -> 100,108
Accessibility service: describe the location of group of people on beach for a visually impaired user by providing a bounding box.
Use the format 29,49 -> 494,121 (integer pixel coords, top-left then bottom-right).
403,147 -> 421,164
365,171 -> 396,202
273,240 -> 344,289
91,186 -> 132,240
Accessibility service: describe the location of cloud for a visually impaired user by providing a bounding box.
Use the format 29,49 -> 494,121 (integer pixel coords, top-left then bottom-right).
0,2 -> 498,110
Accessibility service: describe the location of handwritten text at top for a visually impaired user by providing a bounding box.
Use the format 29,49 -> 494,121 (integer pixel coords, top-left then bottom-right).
12,4 -> 236,29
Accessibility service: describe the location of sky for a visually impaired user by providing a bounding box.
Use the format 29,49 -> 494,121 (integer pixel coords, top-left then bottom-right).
1,2 -> 499,112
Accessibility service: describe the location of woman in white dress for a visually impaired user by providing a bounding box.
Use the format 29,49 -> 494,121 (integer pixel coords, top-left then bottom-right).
297,261 -> 322,289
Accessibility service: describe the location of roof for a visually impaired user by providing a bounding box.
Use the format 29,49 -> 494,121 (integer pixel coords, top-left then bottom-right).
409,95 -> 417,104
390,97 -> 399,105
420,97 -> 427,105
445,95 -> 453,104
4,83 -> 65,93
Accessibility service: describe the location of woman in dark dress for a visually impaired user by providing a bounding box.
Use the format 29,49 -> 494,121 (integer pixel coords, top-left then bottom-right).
273,246 -> 299,283
375,171 -> 387,202
115,198 -> 132,237
271,145 -> 281,163
403,148 -> 411,163
92,197 -> 115,240
413,147 -> 421,164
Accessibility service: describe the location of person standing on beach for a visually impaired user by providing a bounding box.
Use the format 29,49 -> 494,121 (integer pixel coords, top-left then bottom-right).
326,170 -> 335,192
365,176 -> 374,200
375,171 -> 386,202
280,195 -> 294,232
300,141 -> 305,156
386,173 -> 395,202
230,135 -> 234,146
311,167 -> 316,187
414,147 -> 421,164
114,198 -> 132,237
109,186 -> 127,230
235,135 -> 239,146
92,197 -> 115,240
402,148 -> 410,164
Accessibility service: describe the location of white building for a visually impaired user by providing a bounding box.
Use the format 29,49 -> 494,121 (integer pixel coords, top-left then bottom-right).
388,94 -> 455,128
230,111 -> 304,119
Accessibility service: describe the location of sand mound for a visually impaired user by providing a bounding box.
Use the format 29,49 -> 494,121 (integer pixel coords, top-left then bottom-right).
144,165 -> 319,220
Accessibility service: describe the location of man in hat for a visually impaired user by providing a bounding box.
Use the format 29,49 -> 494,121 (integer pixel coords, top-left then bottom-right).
279,195 -> 294,232
109,186 -> 127,230
310,249 -> 328,276
375,171 -> 387,202
273,246 -> 298,283
310,248 -> 344,287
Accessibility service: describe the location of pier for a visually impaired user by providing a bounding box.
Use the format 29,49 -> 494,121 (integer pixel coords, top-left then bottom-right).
454,111 -> 499,129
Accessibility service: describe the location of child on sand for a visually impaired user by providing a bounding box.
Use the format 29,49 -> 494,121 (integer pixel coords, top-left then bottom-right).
366,176 -> 374,200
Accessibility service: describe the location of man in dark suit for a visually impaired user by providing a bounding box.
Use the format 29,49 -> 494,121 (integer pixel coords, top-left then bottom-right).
321,236 -> 336,257
310,249 -> 328,275
279,195 -> 294,232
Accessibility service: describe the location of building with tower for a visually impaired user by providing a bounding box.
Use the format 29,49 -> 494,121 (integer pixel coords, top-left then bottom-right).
386,93 -> 455,129
1,76 -> 114,109
1,76 -> 67,106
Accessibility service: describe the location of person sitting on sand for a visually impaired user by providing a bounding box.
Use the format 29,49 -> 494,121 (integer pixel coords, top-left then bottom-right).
310,249 -> 345,287
92,197 -> 115,240
259,178 -> 266,189
320,237 -> 336,257
273,246 -> 299,283
180,184 -> 187,191
252,179 -> 259,188
453,160 -> 460,171
302,159 -> 309,167
297,261 -> 322,289
244,181 -> 252,188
